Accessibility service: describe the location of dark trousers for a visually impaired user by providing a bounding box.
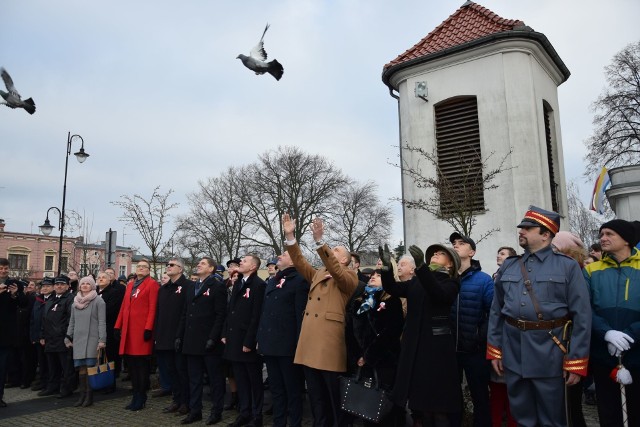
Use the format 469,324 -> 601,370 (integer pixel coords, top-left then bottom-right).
303,366 -> 344,427
45,349 -> 75,394
186,353 -> 225,415
264,355 -> 303,427
504,368 -> 566,427
454,352 -> 491,427
592,363 -> 639,427
156,349 -> 189,405
233,361 -> 264,421
125,355 -> 150,395
35,343 -> 49,388
0,346 -> 10,399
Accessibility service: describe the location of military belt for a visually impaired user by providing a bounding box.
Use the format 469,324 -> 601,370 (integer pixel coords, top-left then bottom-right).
505,315 -> 569,331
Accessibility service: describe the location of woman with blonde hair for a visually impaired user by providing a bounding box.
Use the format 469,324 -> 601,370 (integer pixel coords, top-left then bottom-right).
65,275 -> 106,407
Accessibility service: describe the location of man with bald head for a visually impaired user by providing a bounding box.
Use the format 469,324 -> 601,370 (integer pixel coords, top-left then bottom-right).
282,214 -> 358,427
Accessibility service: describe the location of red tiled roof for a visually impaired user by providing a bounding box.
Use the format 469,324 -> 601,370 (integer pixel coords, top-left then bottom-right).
384,1 -> 524,69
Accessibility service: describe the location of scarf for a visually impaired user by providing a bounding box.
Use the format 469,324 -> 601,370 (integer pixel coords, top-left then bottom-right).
357,285 -> 383,315
429,263 -> 451,276
131,276 -> 147,297
74,290 -> 97,310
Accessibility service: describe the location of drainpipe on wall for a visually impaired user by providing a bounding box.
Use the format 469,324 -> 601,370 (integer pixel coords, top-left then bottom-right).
388,87 -> 407,250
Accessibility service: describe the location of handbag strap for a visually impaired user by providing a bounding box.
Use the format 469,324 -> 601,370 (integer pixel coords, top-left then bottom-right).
97,347 -> 109,365
518,258 -> 544,320
355,366 -> 382,390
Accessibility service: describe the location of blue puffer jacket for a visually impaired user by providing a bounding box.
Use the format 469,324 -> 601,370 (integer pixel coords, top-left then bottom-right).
584,248 -> 640,369
451,260 -> 494,353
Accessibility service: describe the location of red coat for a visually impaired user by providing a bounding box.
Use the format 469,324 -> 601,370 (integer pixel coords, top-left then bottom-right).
114,276 -> 159,356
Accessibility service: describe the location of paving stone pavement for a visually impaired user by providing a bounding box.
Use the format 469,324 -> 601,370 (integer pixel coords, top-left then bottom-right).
0,379 -> 600,426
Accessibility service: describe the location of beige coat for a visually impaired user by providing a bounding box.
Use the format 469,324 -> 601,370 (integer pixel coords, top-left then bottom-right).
288,242 -> 358,372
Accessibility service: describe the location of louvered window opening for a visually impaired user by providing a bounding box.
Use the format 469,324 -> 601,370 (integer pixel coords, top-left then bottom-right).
543,104 -> 559,212
434,97 -> 485,216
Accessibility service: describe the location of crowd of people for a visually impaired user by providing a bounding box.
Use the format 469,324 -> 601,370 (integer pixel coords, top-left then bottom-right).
0,206 -> 639,427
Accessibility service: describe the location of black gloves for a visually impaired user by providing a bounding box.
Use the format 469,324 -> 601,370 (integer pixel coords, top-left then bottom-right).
409,245 -> 425,269
378,244 -> 392,271
143,329 -> 152,342
205,339 -> 215,351
114,329 -> 121,341
174,338 -> 182,352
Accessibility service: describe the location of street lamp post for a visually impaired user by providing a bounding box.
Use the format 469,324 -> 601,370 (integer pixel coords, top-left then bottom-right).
39,132 -> 90,276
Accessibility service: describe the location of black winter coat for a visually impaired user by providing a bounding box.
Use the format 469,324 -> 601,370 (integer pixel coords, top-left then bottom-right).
30,294 -> 51,343
16,292 -> 35,346
257,267 -> 309,357
155,275 -> 190,351
41,292 -> 74,353
0,288 -> 27,348
345,285 -> 404,371
98,281 -> 126,332
381,265 -> 461,413
178,275 -> 227,356
223,272 -> 266,363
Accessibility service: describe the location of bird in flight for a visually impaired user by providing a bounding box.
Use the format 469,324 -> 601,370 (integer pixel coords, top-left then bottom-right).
237,24 -> 284,81
1,68 -> 36,115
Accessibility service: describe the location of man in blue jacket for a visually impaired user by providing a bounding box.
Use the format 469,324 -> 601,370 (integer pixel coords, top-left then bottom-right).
584,219 -> 640,427
450,232 -> 494,427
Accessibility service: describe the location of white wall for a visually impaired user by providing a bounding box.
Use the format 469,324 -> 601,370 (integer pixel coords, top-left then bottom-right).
390,38 -> 569,269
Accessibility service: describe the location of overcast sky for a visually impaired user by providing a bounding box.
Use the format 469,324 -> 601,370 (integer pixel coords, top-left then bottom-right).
2,0 -> 639,256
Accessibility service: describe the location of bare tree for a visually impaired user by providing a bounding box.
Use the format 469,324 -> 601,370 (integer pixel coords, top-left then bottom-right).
242,146 -> 350,254
326,180 -> 393,253
177,167 -> 253,264
111,186 -> 178,278
395,145 -> 513,243
566,180 -> 610,246
585,40 -> 640,175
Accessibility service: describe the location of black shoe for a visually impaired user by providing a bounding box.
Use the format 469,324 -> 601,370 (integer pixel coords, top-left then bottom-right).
206,414 -> 222,425
163,402 -> 180,413
20,383 -> 31,389
181,412 -> 203,424
31,383 -> 44,391
247,418 -> 263,427
151,388 -> 172,398
230,416 -> 252,427
102,384 -> 116,394
264,405 -> 273,415
0,400 -> 6,408
37,389 -> 57,397
56,391 -> 73,399
584,392 -> 597,406
175,404 -> 190,416
224,392 -> 238,411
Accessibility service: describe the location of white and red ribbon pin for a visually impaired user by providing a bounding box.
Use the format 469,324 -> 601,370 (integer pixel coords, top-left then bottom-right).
377,302 -> 386,312
175,286 -> 182,294
276,278 -> 285,289
133,289 -> 140,298
203,288 -> 210,296
243,288 -> 251,298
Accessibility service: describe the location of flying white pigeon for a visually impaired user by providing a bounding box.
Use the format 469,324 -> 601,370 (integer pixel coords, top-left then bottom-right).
1,68 -> 36,115
237,24 -> 284,81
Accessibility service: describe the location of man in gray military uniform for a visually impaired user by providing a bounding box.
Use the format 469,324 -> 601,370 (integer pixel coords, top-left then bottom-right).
487,206 -> 591,427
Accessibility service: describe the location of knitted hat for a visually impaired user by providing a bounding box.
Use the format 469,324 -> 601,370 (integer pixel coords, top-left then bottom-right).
600,219 -> 637,248
78,275 -> 97,290
552,231 -> 585,252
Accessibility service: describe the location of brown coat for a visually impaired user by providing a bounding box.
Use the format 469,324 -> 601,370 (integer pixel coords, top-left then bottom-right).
287,242 -> 358,372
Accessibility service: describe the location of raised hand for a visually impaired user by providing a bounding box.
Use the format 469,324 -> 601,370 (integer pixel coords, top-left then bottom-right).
409,245 -> 425,269
310,217 -> 324,242
378,244 -> 392,271
282,213 -> 296,240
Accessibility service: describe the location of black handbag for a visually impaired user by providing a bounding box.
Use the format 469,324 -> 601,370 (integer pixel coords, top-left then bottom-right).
339,367 -> 393,423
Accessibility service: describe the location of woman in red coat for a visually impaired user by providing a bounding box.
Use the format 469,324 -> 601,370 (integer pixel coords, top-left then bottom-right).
114,259 -> 159,411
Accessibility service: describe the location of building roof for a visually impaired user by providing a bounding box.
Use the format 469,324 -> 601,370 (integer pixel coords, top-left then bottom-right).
385,1 -> 524,69
382,1 -> 569,87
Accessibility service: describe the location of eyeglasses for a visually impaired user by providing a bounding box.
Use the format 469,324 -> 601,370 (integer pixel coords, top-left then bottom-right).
166,263 -> 179,268
137,265 -> 150,269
